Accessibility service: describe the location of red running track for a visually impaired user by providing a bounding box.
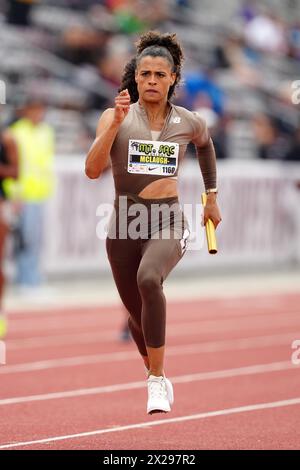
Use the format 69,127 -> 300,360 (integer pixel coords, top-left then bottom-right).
0,292 -> 300,450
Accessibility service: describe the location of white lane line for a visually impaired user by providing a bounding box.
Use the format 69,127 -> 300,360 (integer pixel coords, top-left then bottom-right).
8,298 -> 298,324
1,332 -> 296,374
7,330 -> 118,350
167,312 -> 300,336
6,288 -> 299,317
1,396 -> 300,449
6,308 -> 300,350
6,312 -> 300,351
0,360 -> 295,406
8,308 -> 300,334
9,317 -> 117,333
2,319 -> 254,351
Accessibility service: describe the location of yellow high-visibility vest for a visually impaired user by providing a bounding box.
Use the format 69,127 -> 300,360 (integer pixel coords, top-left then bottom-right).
4,118 -> 55,202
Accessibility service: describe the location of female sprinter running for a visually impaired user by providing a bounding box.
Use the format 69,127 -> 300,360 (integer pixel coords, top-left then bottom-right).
85,31 -> 222,414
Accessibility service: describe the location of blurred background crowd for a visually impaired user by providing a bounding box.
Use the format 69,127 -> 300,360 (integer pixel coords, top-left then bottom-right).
0,0 -> 299,160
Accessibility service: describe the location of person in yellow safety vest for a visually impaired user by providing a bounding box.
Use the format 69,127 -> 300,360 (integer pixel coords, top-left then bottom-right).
4,99 -> 55,288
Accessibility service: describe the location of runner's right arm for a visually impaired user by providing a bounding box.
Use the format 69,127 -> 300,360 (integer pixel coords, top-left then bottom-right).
85,90 -> 130,179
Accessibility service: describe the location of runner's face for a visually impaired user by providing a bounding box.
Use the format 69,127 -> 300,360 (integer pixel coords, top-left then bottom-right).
135,56 -> 176,103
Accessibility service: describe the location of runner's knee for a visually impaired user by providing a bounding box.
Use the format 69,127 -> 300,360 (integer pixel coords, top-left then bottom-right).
137,268 -> 161,297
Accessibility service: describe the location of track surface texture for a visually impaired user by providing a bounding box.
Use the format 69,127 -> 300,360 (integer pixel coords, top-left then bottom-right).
1,286 -> 299,450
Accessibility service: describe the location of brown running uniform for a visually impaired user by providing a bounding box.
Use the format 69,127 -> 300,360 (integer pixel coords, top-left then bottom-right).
106,101 -> 217,354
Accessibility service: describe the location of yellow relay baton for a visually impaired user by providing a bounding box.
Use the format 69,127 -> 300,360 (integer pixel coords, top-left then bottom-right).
201,192 -> 218,254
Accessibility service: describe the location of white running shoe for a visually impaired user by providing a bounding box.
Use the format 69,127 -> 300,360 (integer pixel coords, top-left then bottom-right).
147,375 -> 171,415
164,377 -> 174,406
144,367 -> 174,406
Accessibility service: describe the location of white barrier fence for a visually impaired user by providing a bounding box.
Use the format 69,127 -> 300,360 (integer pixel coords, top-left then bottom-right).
43,158 -> 300,276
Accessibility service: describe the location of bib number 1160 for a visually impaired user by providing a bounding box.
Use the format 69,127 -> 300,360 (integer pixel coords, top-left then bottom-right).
162,167 -> 175,174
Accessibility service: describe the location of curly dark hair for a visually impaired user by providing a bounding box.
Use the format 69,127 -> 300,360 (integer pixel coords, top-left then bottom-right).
119,31 -> 184,103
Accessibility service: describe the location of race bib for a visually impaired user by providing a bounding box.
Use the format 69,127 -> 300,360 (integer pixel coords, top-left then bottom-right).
128,139 -> 179,176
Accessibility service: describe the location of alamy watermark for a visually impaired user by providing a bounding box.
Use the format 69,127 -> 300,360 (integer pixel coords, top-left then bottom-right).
0,341 -> 6,365
291,80 -> 300,105
95,197 -> 205,251
291,340 -> 300,365
0,80 -> 6,104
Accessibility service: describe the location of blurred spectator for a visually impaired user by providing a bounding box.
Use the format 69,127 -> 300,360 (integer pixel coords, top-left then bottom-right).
288,22 -> 300,60
195,107 -> 228,160
253,113 -> 291,160
244,10 -> 287,54
0,111 -> 19,337
181,70 -> 225,115
4,99 -> 55,289
214,32 -> 262,87
6,0 -> 37,27
105,0 -> 170,32
175,0 -> 190,8
285,128 -> 300,162
97,35 -> 132,93
238,0 -> 258,23
61,28 -> 108,66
